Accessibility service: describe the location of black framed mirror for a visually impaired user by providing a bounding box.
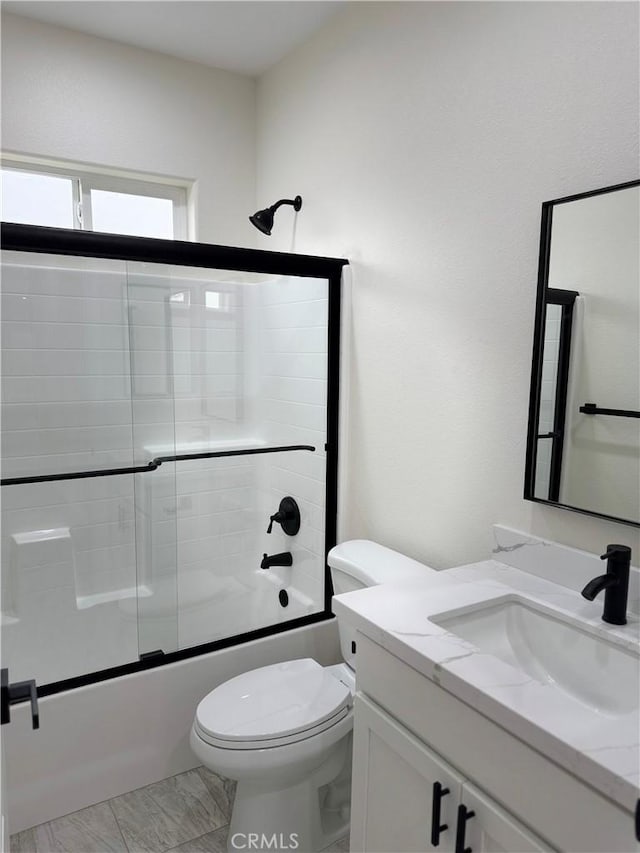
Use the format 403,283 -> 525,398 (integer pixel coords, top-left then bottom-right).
525,179 -> 640,528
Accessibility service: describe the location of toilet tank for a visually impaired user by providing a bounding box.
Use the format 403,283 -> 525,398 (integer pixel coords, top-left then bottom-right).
328,540 -> 435,669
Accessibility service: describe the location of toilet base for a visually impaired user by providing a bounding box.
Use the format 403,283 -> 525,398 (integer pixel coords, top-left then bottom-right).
226,734 -> 352,853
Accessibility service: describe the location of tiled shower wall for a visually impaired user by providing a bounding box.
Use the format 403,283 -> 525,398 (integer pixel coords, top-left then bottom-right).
256,276 -> 329,607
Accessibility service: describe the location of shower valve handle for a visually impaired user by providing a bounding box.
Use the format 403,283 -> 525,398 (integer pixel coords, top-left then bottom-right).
267,512 -> 282,534
266,497 -> 300,536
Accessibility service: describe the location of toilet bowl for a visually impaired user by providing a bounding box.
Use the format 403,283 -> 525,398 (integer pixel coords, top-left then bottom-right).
190,540 -> 434,852
191,660 -> 355,852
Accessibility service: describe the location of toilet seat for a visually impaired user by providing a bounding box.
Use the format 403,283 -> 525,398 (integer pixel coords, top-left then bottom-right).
195,658 -> 352,751
194,705 -> 351,750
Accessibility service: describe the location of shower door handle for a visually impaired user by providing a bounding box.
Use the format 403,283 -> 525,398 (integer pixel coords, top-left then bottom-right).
1,668 -> 40,730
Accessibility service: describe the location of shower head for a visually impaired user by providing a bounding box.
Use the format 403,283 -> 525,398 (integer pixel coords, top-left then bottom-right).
249,207 -> 275,236
249,196 -> 302,236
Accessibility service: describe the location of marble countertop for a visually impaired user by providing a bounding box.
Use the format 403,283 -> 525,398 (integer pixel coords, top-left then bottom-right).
332,558 -> 640,813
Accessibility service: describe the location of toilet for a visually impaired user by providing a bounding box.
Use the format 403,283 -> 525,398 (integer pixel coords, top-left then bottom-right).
190,539 -> 434,852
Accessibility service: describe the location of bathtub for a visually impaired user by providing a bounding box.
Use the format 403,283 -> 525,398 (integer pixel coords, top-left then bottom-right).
4,616 -> 339,834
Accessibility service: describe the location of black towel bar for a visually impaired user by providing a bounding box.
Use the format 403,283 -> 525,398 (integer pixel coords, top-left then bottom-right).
579,403 -> 640,419
0,444 -> 316,487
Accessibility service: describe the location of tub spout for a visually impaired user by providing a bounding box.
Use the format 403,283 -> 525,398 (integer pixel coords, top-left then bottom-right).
260,551 -> 293,570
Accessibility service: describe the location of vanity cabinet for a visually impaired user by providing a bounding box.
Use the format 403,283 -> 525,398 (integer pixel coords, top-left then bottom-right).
351,694 -> 551,852
351,633 -> 638,853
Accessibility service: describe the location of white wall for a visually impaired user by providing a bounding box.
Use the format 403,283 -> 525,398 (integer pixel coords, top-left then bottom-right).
256,1 -> 640,566
1,12 -> 257,247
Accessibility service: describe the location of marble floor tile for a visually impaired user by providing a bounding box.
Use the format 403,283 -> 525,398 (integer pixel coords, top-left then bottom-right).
194,767 -> 236,822
110,768 -> 228,853
9,767 -> 347,853
9,827 -> 37,853
29,801 -> 127,853
167,825 -> 229,853
321,835 -> 350,853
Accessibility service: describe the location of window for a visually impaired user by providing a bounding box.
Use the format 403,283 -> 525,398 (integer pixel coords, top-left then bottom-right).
0,169 -> 76,229
0,159 -> 189,240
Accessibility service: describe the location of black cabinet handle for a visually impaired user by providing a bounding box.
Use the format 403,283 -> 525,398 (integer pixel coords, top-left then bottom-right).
635,798 -> 639,842
431,781 -> 450,846
1,668 -> 39,730
455,803 -> 475,853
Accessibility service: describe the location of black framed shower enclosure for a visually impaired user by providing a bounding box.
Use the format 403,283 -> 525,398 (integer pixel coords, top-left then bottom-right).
1,223 -> 348,697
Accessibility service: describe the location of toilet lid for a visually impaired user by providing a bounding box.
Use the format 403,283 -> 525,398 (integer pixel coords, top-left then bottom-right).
195,659 -> 352,746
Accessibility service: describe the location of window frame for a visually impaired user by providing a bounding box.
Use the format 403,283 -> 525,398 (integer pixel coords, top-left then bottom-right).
1,156 -> 189,240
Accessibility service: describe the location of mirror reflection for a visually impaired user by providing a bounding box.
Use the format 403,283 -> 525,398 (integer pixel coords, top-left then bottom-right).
526,180 -> 639,526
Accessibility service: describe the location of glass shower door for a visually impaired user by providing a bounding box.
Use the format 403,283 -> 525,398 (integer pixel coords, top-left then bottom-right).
0,251 -> 146,686
1,222 -> 344,692
125,261 -> 331,655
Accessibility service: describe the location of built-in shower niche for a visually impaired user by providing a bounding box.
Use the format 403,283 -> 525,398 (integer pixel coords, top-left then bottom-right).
0,231 -> 344,690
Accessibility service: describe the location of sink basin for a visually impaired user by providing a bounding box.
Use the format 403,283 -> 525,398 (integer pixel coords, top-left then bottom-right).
432,597 -> 639,715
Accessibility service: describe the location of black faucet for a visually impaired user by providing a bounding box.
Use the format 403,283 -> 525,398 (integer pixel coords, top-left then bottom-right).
581,544 -> 631,625
260,551 -> 293,570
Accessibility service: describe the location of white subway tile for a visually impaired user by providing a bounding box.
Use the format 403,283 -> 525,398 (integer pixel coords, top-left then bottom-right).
263,376 -> 327,406
1,293 -> 127,325
2,401 -> 133,431
2,425 -> 134,459
263,300 -> 328,329
265,400 -> 327,432
265,327 -> 327,354
2,375 -> 131,403
3,260 -> 126,298
71,520 -> 135,552
2,348 -> 130,377
261,277 -> 328,305
2,322 -> 129,351
267,353 -> 328,380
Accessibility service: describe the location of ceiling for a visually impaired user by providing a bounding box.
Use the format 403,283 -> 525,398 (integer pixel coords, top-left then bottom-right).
1,1 -> 346,76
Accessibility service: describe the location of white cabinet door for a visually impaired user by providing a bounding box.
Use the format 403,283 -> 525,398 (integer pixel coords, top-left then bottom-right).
350,694 -> 555,853
455,781 -> 553,853
350,694 -> 464,853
